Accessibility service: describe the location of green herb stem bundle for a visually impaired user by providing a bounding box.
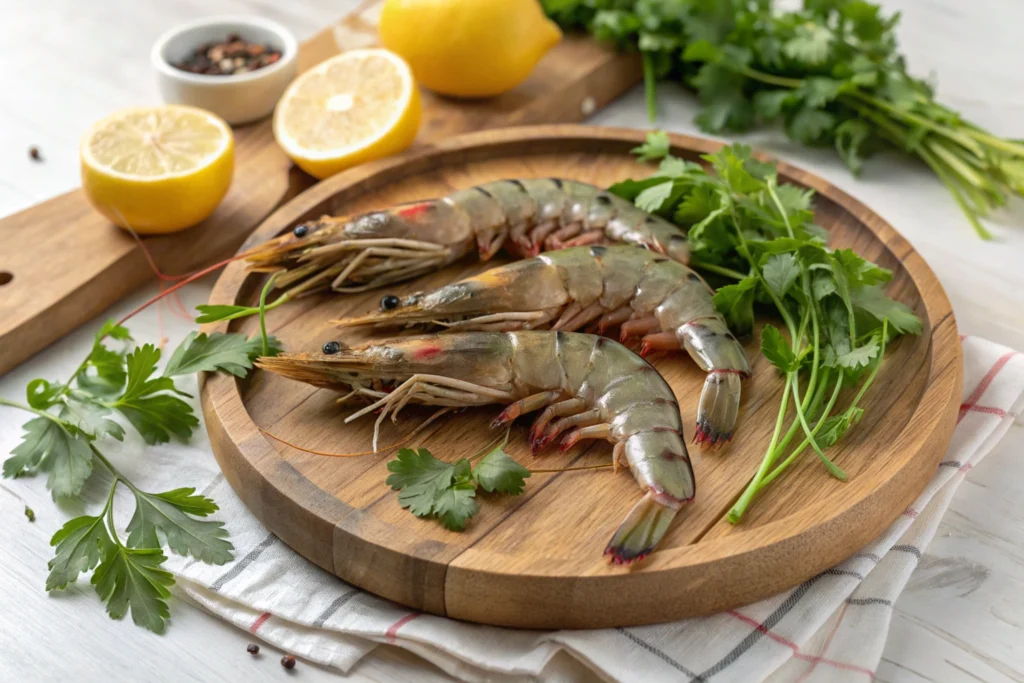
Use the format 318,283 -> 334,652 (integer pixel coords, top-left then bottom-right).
543,0 -> 1024,238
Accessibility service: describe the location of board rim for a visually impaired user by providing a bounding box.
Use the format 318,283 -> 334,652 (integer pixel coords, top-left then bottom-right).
201,125 -> 962,628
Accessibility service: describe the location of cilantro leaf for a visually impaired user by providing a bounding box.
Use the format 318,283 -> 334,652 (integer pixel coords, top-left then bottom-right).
125,489 -> 233,564
111,345 -> 198,444
635,181 -> 676,213
851,286 -> 922,335
787,108 -> 837,145
817,407 -> 865,447
837,338 -> 880,369
675,186 -> 720,223
433,485 -> 479,532
835,119 -> 872,174
783,23 -> 833,65
713,276 -> 758,336
46,514 -> 114,591
761,324 -> 799,373
386,448 -> 456,517
4,417 -> 93,498
762,253 -> 801,298
91,545 -> 174,634
656,156 -> 700,178
473,447 -> 531,495
163,331 -> 280,378
631,131 -> 670,162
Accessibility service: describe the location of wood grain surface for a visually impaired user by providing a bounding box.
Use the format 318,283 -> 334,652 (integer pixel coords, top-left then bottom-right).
0,0 -> 640,377
200,125 -> 962,629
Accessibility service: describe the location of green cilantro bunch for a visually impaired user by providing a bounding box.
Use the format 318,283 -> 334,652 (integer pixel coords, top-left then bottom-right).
611,133 -> 922,520
543,0 -> 1024,238
1,321 -> 280,632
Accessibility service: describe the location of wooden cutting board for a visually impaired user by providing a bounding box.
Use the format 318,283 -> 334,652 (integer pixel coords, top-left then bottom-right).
200,126 -> 962,629
0,1 -> 640,376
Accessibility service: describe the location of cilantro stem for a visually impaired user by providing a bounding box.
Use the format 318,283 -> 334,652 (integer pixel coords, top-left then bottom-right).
642,52 -> 657,122
258,273 -> 279,357
736,66 -> 803,89
757,375 -> 845,491
689,258 -> 747,281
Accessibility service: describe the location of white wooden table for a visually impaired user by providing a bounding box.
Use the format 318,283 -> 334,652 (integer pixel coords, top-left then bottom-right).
1,1 -> 1022,681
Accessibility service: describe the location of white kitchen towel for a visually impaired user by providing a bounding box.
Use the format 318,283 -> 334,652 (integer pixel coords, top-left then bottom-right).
157,336 -> 1022,683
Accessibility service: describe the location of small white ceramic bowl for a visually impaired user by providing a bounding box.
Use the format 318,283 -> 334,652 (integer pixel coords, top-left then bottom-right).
152,16 -> 298,125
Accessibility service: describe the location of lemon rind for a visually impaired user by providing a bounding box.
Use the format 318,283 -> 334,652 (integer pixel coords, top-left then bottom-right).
80,105 -> 233,183
272,48 -> 415,162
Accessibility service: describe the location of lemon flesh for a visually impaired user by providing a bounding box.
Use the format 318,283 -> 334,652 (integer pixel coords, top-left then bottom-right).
81,106 -> 234,235
273,49 -> 421,180
380,0 -> 562,98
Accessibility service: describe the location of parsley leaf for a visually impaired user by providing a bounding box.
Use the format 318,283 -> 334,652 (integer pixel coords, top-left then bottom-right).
92,545 -> 174,634
111,345 -> 198,444
163,332 -> 281,378
59,394 -> 125,441
4,417 -> 93,498
46,514 -> 114,591
125,488 -> 234,565
473,447 -> 531,495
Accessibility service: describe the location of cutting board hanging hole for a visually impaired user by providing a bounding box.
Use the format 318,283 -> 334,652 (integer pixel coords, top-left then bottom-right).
0,272 -> 13,286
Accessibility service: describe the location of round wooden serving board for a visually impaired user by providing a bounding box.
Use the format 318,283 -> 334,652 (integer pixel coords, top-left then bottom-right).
201,125 -> 962,629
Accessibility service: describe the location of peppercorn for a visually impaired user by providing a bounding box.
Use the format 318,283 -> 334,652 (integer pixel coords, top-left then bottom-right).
246,644 -> 259,655
172,34 -> 283,76
380,295 -> 401,311
293,224 -> 309,238
28,146 -> 42,161
281,655 -> 296,670
323,341 -> 341,355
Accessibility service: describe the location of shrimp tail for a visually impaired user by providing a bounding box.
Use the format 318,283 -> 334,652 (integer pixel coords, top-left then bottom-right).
694,370 -> 742,447
604,492 -> 679,565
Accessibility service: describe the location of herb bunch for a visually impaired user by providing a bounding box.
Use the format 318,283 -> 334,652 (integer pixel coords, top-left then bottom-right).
1,321 -> 279,632
543,0 -> 1024,238
611,132 -> 921,520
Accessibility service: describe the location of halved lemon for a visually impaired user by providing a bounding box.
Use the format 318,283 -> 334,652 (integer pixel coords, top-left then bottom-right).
273,48 -> 421,180
81,105 -> 234,235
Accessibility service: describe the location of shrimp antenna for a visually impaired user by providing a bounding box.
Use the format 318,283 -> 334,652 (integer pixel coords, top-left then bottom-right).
258,407 -> 451,457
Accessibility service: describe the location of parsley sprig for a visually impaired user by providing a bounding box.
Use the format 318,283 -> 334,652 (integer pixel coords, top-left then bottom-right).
1,320 -> 280,632
543,0 -> 1024,238
611,133 -> 921,521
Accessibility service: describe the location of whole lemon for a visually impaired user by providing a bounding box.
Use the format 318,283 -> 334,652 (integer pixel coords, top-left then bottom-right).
379,0 -> 562,98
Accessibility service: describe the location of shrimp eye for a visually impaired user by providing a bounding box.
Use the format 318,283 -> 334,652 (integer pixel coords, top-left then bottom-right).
293,224 -> 310,238
380,295 -> 401,311
322,341 -> 341,355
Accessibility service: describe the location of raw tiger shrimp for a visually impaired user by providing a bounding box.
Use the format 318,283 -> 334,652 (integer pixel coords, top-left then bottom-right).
244,179 -> 690,298
333,246 -> 751,446
256,331 -> 695,563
